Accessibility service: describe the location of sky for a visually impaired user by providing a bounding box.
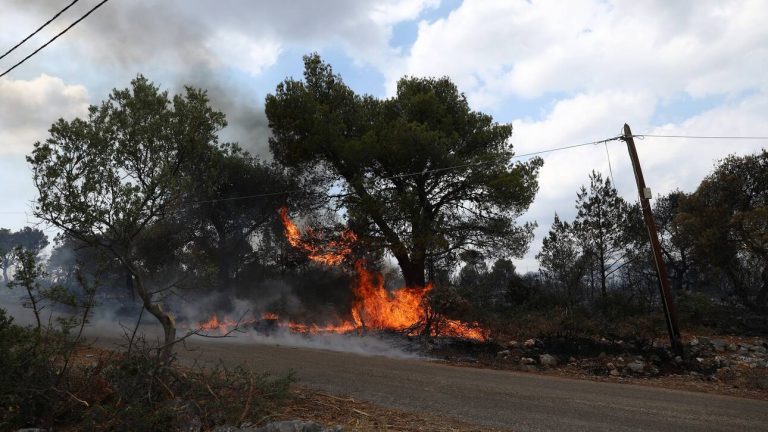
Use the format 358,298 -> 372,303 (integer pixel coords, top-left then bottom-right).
0,0 -> 767,271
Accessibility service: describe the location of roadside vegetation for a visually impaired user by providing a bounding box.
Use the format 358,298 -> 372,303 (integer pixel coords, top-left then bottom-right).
1,54 -> 766,429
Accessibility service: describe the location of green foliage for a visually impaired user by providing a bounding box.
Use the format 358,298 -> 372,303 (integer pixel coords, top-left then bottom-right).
573,171 -> 641,299
677,150 -> 768,311
537,214 -> 585,304
27,75 -> 233,354
676,291 -> 716,326
0,308 -> 58,430
28,75 -> 225,250
81,338 -> 294,431
266,54 -> 542,287
0,318 -> 294,431
0,226 -> 48,282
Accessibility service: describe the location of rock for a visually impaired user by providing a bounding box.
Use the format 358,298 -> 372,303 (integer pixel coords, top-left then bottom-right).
539,354 -> 558,367
568,356 -> 577,363
497,350 -> 511,358
606,362 -> 616,370
711,339 -> 726,352
751,345 -> 767,354
649,354 -> 661,364
674,356 -> 683,364
507,340 -> 520,349
523,338 -> 537,349
727,343 -> 739,352
598,352 -> 607,358
689,337 -> 700,347
626,360 -> 645,374
649,366 -> 660,376
609,369 -> 621,377
714,356 -> 730,368
520,357 -> 536,365
698,337 -> 711,346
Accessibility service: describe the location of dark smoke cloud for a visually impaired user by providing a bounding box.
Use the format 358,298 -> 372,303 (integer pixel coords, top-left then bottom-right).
2,0 -> 410,156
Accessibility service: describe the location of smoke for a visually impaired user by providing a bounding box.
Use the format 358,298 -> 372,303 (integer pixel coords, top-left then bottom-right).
238,329 -> 422,360
174,71 -> 272,157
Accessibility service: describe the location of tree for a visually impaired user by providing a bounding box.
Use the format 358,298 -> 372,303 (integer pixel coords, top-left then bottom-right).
653,191 -> 695,293
266,54 -> 542,287
572,171 -> 638,300
677,150 -> 768,311
537,213 -> 585,304
0,229 -> 12,282
27,76 -> 227,357
180,147 -> 309,303
0,227 -> 48,282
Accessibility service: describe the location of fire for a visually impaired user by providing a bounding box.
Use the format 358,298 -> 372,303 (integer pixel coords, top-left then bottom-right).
261,311 -> 279,320
199,313 -> 258,335
279,207 -> 357,266
276,207 -> 488,341
196,209 -> 487,341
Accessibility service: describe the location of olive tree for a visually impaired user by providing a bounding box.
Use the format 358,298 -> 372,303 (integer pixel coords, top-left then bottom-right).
28,76 -> 226,357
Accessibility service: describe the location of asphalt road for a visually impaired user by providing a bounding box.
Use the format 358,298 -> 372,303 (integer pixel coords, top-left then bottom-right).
97,336 -> 768,432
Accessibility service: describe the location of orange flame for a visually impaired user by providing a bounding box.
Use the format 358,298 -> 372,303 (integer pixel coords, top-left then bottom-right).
199,313 -> 258,335
279,207 -> 357,266
275,207 -> 488,341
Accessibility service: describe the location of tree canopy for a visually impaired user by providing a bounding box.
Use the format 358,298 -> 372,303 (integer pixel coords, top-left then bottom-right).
677,150 -> 768,311
27,75 -> 229,355
266,54 -> 542,287
0,227 -> 48,282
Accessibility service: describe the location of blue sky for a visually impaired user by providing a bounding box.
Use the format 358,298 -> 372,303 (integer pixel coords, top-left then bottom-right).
1,0 -> 767,270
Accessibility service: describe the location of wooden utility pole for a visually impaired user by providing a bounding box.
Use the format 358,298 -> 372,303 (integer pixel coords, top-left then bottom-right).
622,124 -> 684,356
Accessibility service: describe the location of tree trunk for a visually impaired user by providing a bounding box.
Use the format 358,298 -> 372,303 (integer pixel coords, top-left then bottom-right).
399,257 -> 426,288
130,269 -> 176,360
599,247 -> 607,299
756,267 -> 768,310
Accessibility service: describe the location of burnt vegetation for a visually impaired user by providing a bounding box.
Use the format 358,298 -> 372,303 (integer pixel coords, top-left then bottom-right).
1,54 -> 767,429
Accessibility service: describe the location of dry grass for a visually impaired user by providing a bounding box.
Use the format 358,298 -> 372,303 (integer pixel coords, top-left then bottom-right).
278,387 -> 506,432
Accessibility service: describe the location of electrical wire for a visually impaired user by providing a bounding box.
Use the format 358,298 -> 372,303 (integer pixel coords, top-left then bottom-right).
634,134 -> 768,140
604,141 -> 615,187
0,0 -> 111,79
3,130 -> 762,212
0,0 -> 80,62
0,135 -> 629,212
182,136 -> 624,206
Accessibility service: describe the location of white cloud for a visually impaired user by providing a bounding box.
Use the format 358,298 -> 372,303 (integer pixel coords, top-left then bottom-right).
370,0 -> 441,25
206,32 -> 282,76
394,0 -> 768,107
511,91 -> 768,270
0,74 -> 89,155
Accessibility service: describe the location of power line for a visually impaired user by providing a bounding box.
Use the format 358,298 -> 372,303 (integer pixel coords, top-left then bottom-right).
635,134 -> 768,140
0,0 -> 80,62
378,136 -> 622,181
6,131 -> 762,211
0,135 -> 628,212
182,136 -> 624,206
0,0 -> 111,79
